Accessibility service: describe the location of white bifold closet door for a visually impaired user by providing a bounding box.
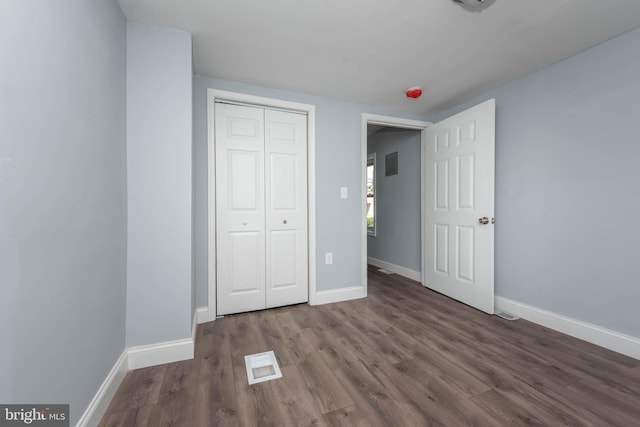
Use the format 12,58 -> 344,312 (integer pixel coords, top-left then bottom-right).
215,103 -> 308,315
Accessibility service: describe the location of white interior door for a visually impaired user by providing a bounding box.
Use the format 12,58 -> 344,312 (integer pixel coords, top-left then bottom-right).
424,99 -> 495,314
216,103 -> 308,315
265,109 -> 308,308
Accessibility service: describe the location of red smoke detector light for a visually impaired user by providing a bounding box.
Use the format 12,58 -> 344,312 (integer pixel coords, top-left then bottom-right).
406,87 -> 423,99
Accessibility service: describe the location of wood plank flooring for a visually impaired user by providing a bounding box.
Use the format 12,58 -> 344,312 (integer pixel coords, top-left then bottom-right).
100,266 -> 640,426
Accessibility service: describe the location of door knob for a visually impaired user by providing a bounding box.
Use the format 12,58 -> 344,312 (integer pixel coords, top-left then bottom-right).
283,219 -> 287,224
242,221 -> 248,225
478,217 -> 489,225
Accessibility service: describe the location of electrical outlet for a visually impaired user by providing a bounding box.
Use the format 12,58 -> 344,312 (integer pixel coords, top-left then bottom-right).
340,187 -> 348,199
325,252 -> 333,265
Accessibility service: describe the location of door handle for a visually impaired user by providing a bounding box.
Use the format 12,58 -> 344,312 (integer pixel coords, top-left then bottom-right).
478,217 -> 489,225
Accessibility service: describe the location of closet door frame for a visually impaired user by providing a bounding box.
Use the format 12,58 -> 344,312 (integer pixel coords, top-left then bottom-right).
207,89 -> 316,321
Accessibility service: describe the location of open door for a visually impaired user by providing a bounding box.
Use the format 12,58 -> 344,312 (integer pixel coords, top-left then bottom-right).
423,99 -> 495,314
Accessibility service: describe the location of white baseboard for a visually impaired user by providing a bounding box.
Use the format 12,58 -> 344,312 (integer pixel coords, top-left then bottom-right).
127,338 -> 194,370
495,296 -> 640,360
311,286 -> 366,306
367,257 -> 422,282
196,307 -> 209,324
76,350 -> 128,427
128,315 -> 197,370
78,316 -> 198,425
128,316 -> 198,369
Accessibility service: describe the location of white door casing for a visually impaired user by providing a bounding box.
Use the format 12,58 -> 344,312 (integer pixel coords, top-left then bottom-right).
215,103 -> 308,315
424,99 -> 495,314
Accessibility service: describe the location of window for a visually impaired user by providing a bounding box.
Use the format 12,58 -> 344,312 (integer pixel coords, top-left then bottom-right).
367,153 -> 376,236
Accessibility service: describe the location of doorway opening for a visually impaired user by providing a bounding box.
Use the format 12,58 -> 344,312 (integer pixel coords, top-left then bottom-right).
360,114 -> 432,294
366,125 -> 423,282
363,100 -> 495,314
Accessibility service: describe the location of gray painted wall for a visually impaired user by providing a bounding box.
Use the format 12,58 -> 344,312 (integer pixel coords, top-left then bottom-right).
367,129 -> 422,273
436,27 -> 640,338
126,22 -> 194,346
194,76 -> 430,306
0,0 -> 127,423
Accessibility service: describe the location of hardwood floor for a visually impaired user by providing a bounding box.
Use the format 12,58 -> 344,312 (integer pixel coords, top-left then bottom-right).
100,266 -> 640,426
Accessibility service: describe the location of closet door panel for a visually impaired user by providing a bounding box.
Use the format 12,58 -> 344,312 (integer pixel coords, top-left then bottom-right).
265,109 -> 308,308
216,103 -> 266,315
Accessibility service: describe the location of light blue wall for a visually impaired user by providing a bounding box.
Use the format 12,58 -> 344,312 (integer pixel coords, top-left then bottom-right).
126,22 -> 193,346
0,0 -> 127,423
437,27 -> 640,337
194,76 -> 430,305
367,129 -> 422,273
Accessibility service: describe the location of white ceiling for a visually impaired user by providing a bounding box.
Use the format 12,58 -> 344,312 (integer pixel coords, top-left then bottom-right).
118,0 -> 640,115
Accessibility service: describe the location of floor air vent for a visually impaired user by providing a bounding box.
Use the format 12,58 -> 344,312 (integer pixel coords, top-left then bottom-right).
244,350 -> 282,385
496,311 -> 520,321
